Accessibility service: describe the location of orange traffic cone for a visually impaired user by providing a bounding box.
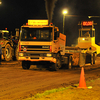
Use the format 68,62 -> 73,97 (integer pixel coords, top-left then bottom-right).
78,67 -> 87,89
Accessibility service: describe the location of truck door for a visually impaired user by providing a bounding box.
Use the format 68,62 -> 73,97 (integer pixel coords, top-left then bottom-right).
59,33 -> 66,55
52,28 -> 59,53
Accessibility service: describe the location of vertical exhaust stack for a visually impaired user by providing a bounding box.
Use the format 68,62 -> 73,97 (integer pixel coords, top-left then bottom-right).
45,0 -> 57,25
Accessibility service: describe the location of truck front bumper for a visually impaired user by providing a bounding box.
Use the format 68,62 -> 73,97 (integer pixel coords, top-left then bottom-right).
18,56 -> 56,63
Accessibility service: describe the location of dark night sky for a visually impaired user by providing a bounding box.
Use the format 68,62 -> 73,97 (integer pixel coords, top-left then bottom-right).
0,0 -> 100,45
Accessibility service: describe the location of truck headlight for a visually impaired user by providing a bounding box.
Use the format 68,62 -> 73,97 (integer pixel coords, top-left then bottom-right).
82,38 -> 85,40
47,53 -> 52,57
19,53 -> 23,56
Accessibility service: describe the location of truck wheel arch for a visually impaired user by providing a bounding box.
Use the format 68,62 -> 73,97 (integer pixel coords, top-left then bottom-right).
51,53 -> 62,71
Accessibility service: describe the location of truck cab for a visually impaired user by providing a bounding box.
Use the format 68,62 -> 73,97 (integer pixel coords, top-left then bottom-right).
0,30 -> 9,40
18,20 -> 67,70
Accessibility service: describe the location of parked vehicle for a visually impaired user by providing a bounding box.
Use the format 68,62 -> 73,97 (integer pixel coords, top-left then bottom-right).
0,28 -> 19,61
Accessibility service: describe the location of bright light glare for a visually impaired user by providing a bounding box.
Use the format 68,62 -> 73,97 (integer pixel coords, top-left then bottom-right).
62,9 -> 68,15
82,38 -> 85,40
88,16 -> 91,18
47,53 -> 52,57
0,1 -> 2,4
19,53 -> 23,56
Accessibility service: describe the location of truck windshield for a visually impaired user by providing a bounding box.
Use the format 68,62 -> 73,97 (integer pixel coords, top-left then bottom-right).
21,27 -> 52,41
80,30 -> 94,37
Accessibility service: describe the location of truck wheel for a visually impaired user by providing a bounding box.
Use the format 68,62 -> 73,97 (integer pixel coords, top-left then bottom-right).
51,54 -> 61,71
68,56 -> 72,69
4,44 -> 12,61
15,46 -> 18,60
51,63 -> 59,71
22,61 -> 30,69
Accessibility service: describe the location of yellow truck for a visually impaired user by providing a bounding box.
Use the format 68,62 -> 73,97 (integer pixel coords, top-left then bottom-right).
18,20 -> 72,71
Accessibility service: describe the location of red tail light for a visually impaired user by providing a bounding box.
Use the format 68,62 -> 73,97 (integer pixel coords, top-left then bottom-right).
50,46 -> 52,52
19,42 -> 21,51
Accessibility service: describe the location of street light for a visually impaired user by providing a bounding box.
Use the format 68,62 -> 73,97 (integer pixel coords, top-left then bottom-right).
0,0 -> 2,4
88,16 -> 100,18
88,16 -> 99,26
62,9 -> 68,34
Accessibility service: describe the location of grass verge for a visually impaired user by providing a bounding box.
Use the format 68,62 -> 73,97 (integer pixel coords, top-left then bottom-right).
23,78 -> 100,100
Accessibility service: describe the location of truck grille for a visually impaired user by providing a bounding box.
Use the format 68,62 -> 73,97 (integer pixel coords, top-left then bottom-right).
21,45 -> 50,52
20,45 -> 51,59
30,54 -> 40,56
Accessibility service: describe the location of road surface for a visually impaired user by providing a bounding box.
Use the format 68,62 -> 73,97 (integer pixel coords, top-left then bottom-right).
0,57 -> 100,100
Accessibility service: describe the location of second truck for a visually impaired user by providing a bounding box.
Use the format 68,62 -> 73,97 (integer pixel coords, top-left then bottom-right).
0,29 -> 19,61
